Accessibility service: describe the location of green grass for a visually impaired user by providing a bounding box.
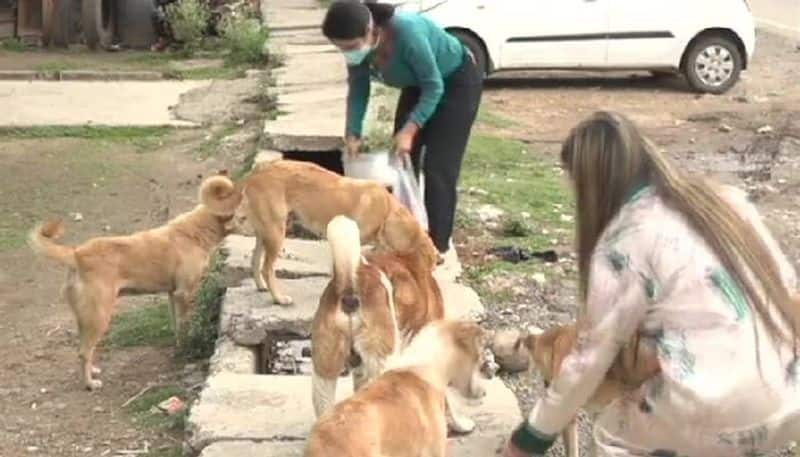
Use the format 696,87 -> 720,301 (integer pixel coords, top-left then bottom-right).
476,108 -> 520,130
33,61 -> 82,73
163,64 -> 248,80
176,252 -> 227,361
105,299 -> 175,349
458,118 -> 574,286
125,385 -> 188,431
0,39 -> 27,52
0,126 -> 172,150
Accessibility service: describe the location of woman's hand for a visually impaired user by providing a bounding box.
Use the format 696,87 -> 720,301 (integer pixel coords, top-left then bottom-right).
344,136 -> 362,158
394,122 -> 419,156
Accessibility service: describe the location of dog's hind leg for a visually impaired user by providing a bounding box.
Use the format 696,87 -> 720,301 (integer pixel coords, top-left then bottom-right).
260,224 -> 292,306
251,236 -> 267,291
75,282 -> 114,391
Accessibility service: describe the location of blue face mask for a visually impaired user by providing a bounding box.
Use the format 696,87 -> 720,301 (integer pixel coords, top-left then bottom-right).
343,46 -> 371,66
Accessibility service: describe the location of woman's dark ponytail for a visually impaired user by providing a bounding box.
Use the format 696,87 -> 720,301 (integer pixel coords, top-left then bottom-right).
322,0 -> 395,40
363,1 -> 395,26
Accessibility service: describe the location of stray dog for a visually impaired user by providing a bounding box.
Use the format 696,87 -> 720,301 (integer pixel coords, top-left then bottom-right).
517,325 -> 660,457
311,216 -> 479,433
305,320 -> 489,457
28,173 -> 241,390
203,160 -> 438,306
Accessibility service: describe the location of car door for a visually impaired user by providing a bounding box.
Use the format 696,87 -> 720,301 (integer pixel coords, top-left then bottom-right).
491,0 -> 610,69
605,0 -> 685,67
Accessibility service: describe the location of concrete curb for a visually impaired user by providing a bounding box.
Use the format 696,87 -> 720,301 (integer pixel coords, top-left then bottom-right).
0,70 -> 167,82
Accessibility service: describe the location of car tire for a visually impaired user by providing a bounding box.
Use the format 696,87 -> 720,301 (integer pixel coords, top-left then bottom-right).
683,34 -> 743,94
449,30 -> 488,79
82,0 -> 116,49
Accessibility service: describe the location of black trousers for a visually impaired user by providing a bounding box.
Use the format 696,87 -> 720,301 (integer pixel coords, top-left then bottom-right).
393,56 -> 483,253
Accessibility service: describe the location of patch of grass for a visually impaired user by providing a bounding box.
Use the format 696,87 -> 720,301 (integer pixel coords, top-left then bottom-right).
461,133 -> 573,250
125,385 -> 188,431
500,217 -> 533,238
0,126 -> 172,150
177,252 -> 227,361
163,65 -> 247,80
477,108 -> 519,130
33,61 -> 81,73
105,299 -> 175,349
0,227 -> 26,252
0,39 -> 27,52
196,124 -> 239,159
219,14 -> 270,66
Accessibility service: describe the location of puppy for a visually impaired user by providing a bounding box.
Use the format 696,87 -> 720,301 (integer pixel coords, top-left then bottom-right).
305,320 -> 488,457
518,325 -> 660,457
28,173 -> 241,390
205,159 -> 438,306
311,215 -> 444,417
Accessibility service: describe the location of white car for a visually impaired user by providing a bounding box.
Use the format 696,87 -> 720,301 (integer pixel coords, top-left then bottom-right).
383,0 -> 756,94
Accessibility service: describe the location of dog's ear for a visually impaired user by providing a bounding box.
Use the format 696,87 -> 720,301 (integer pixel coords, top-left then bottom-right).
217,169 -> 229,177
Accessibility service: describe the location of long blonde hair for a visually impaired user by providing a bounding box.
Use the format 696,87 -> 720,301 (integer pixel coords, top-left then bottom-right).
562,111 -> 798,346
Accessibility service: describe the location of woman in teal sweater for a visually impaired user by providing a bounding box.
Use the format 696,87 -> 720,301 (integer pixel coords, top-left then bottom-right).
322,0 -> 483,259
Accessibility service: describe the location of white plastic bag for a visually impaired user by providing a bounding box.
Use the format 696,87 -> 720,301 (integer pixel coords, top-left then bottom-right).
391,154 -> 428,232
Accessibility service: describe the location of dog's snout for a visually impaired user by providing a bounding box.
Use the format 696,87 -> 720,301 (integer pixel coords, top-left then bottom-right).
341,294 -> 360,314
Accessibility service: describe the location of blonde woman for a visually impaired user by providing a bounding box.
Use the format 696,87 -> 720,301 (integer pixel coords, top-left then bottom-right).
504,112 -> 800,457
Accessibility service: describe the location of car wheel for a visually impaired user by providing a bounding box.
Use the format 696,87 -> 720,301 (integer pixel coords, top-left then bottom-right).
683,35 -> 743,94
449,30 -> 488,79
82,0 -> 116,49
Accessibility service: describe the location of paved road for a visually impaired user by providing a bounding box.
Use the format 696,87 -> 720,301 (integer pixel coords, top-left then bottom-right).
0,80 -> 208,127
749,0 -> 800,37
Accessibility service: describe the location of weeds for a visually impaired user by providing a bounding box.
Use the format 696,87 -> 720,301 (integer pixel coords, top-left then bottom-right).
176,252 -> 227,361
220,13 -> 270,66
105,298 -> 174,348
0,38 -> 26,52
165,0 -> 212,56
125,385 -> 188,431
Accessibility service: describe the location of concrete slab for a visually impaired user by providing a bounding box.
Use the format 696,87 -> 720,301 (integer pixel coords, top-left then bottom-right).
0,81 -> 207,127
440,280 -> 486,321
264,8 -> 324,32
269,43 -> 338,57
221,278 -> 330,345
221,235 -> 331,287
188,373 -> 519,454
272,52 -> 347,88
254,149 -> 283,165
187,373 -> 354,451
199,441 -> 304,457
208,337 -> 258,376
262,101 -> 344,151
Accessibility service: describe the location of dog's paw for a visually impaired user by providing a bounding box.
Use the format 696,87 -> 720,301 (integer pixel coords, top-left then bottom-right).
86,379 -> 103,391
448,415 -> 476,435
274,295 -> 294,306
91,366 -> 102,375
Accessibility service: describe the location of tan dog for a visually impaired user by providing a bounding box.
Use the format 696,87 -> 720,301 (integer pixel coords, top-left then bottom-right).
518,325 -> 661,457
311,215 -> 444,417
305,320 -> 488,457
203,160 -> 438,306
28,174 -> 241,390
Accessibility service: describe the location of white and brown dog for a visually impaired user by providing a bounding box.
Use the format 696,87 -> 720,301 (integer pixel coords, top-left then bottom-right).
28,173 -> 241,390
311,215 -> 478,433
305,319 -> 488,457
515,324 -> 661,457
200,160 -> 438,306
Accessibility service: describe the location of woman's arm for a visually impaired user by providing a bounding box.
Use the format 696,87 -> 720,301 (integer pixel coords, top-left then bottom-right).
511,239 -> 652,453
345,62 -> 371,139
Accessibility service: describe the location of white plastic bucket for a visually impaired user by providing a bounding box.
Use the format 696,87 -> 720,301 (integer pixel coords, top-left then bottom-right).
341,150 -> 398,187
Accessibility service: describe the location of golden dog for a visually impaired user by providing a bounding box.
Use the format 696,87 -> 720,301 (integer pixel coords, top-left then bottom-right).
517,325 -> 661,457
305,320 -> 488,457
201,160 -> 438,306
311,215 -> 444,417
28,173 -> 241,390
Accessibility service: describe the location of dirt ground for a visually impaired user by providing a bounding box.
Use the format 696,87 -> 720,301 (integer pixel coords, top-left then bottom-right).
461,29 -> 800,455
0,77 -> 264,455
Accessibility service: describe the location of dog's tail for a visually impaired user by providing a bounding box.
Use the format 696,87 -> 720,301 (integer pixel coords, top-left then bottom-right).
199,174 -> 243,216
28,219 -> 77,268
327,215 -> 362,311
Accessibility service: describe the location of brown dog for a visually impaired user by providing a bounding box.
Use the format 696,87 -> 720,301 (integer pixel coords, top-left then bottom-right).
311,215 -> 444,416
28,174 -> 241,390
518,325 -> 661,457
202,160 -> 438,306
305,320 -> 488,457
